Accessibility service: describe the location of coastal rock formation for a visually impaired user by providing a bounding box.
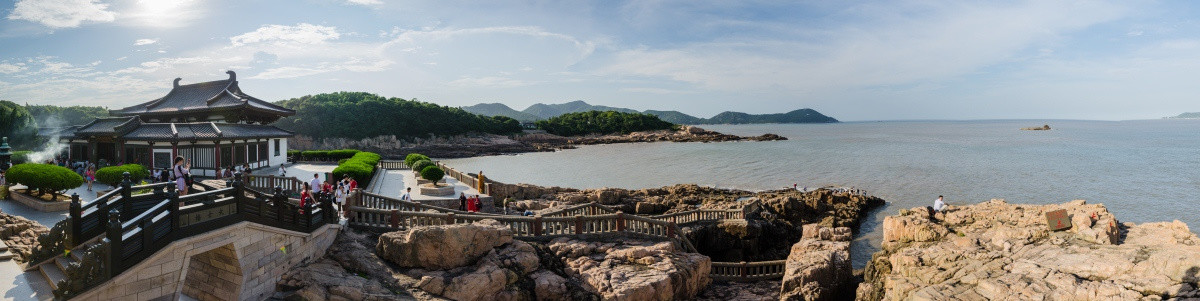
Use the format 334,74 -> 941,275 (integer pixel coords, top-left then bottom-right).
547,237 -> 712,300
779,235 -> 853,301
565,126 -> 788,146
1020,124 -> 1052,130
0,212 -> 49,262
376,219 -> 514,270
411,240 -> 542,301
275,259 -> 402,300
859,199 -> 1200,300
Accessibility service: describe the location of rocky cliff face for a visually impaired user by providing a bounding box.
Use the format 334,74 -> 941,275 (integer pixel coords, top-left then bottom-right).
859,199 -> 1200,300
547,237 -> 712,301
0,212 -> 49,262
779,226 -> 854,301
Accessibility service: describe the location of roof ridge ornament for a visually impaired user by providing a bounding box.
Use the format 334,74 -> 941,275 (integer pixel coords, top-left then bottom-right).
173,78 -> 182,88
226,70 -> 236,81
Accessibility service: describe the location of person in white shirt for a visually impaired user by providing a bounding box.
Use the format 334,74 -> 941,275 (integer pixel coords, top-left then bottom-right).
933,195 -> 946,212
400,187 -> 411,201
334,182 -> 347,212
279,164 -> 287,177
309,174 -> 322,193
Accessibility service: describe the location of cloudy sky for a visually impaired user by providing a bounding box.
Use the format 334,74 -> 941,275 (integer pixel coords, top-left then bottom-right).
0,0 -> 1197,121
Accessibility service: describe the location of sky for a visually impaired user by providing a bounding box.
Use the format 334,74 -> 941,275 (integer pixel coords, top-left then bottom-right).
0,0 -> 1198,121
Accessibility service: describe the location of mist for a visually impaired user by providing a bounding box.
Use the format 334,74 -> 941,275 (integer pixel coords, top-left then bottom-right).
27,115 -> 68,163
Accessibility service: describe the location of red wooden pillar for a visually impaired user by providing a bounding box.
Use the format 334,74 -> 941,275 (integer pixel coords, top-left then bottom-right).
214,141 -> 222,171
115,139 -> 124,164
171,142 -> 178,161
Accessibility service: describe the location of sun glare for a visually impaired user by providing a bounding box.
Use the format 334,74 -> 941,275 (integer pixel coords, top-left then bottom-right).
134,0 -> 201,28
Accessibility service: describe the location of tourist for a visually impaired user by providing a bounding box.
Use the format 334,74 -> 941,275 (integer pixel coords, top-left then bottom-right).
400,187 -> 411,201
309,174 -> 322,193
933,195 -> 946,212
224,166 -> 234,178
503,197 -> 511,215
458,193 -> 467,211
321,179 -> 333,195
243,163 -> 251,174
84,166 -> 95,191
347,175 -> 358,191
299,182 -> 312,214
334,182 -> 347,212
279,164 -> 286,177
467,195 -> 478,212
523,210 -> 535,216
173,156 -> 190,196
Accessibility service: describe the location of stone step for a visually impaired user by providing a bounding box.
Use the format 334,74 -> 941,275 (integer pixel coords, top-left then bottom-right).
0,250 -> 13,261
40,262 -> 66,291
55,256 -> 75,271
0,239 -> 9,252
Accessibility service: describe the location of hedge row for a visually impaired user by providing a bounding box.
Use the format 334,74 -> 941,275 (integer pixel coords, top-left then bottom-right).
290,149 -> 361,161
331,151 -> 381,184
13,150 -> 31,164
95,164 -> 151,186
7,163 -> 83,196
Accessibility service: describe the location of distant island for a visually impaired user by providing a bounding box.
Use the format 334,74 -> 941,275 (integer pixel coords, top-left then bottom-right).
1166,112 -> 1200,119
461,100 -> 839,124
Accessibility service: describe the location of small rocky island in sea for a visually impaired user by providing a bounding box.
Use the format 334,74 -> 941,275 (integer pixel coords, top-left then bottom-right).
1020,124 -> 1052,130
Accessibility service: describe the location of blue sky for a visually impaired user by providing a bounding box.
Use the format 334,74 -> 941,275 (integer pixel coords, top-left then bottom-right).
1,0 -> 1198,121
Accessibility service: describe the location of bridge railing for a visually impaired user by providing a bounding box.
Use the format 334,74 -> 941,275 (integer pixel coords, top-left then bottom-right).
710,260 -> 787,281
378,160 -> 409,170
354,191 -> 485,215
99,173 -> 337,279
540,202 -> 620,217
245,174 -> 306,194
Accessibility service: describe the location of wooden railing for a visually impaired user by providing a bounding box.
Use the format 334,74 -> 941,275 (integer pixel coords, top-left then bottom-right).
354,191 -> 485,215
378,160 -> 409,170
710,260 -> 787,281
76,172 -> 337,280
539,202 -> 620,217
245,174 -> 306,194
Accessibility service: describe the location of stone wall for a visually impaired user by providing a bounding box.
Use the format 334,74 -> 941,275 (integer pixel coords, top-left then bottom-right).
71,222 -> 341,301
181,244 -> 242,301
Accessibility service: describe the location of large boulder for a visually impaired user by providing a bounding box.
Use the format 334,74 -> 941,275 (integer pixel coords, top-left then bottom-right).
859,199 -> 1200,300
548,237 -> 711,301
779,238 -> 852,301
377,219 -> 514,270
276,259 -> 402,301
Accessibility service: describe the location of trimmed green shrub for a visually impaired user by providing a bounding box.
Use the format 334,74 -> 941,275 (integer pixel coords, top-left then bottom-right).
411,159 -> 435,173
12,150 -> 31,164
328,149 -> 360,160
332,161 -> 373,183
95,164 -> 150,186
350,152 -> 381,166
420,166 -> 445,185
404,153 -> 429,167
287,150 -> 300,158
6,163 -> 83,196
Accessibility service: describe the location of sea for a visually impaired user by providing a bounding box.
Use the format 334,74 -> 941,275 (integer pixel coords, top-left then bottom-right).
443,119 -> 1200,268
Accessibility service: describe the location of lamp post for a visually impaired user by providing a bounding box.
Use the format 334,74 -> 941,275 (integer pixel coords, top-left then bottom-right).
0,137 -> 11,173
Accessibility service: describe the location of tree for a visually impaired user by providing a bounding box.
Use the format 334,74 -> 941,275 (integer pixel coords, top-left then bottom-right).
273,92 -> 523,140
95,164 -> 151,186
420,166 -> 445,186
404,153 -> 430,166
535,110 -> 676,136
0,100 -> 37,148
411,160 -> 435,174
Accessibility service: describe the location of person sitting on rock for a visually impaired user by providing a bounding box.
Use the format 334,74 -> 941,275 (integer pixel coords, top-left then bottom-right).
933,195 -> 946,212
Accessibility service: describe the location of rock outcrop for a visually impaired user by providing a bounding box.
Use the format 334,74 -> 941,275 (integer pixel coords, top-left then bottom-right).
0,212 -> 49,262
779,226 -> 853,301
377,219 -> 514,270
275,259 -> 404,301
564,126 -> 787,145
859,199 -> 1200,300
548,237 -> 712,300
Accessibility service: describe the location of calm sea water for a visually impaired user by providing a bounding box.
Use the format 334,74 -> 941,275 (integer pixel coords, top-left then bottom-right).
443,120 -> 1200,268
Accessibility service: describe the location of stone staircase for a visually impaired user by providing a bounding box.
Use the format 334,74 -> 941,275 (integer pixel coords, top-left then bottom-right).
0,240 -> 14,261
29,240 -> 95,291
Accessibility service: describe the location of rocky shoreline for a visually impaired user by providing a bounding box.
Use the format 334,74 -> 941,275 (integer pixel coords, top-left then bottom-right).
859,199 -> 1200,300
290,125 -> 786,159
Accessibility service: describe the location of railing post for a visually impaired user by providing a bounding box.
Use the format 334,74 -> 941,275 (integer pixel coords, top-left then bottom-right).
69,193 -> 81,246
231,172 -> 244,218
390,210 -> 400,229
167,187 -> 180,234
119,172 -> 132,219
141,217 -> 153,250
446,212 -> 455,225
533,216 -> 543,236
105,209 -> 122,279
668,222 -> 676,237
616,212 -> 625,232
740,261 -> 747,279
575,215 -> 583,235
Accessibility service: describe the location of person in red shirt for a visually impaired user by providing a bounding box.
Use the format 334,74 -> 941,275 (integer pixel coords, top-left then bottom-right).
321,180 -> 333,196
299,182 -> 312,214
346,175 -> 358,191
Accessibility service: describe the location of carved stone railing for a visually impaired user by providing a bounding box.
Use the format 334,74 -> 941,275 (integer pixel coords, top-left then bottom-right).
710,260 -> 788,281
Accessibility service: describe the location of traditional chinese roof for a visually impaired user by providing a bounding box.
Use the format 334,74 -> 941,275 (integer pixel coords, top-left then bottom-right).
110,71 -> 294,121
121,122 -> 292,141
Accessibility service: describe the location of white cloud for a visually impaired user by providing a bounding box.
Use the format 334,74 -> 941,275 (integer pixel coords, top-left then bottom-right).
7,0 -> 116,28
134,38 -> 158,45
346,0 -> 382,6
447,76 -> 537,88
230,23 -> 341,47
0,63 -> 27,74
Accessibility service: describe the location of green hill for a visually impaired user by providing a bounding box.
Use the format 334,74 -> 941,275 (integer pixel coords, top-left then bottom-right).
461,100 -> 839,125
274,92 -> 521,139
1168,112 -> 1200,119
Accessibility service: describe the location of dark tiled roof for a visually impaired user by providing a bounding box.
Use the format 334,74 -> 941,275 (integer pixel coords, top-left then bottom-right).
111,71 -> 294,118
121,122 -> 292,141
73,117 -> 139,137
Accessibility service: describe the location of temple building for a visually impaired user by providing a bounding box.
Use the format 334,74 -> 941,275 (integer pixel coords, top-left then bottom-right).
46,71 -> 293,177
